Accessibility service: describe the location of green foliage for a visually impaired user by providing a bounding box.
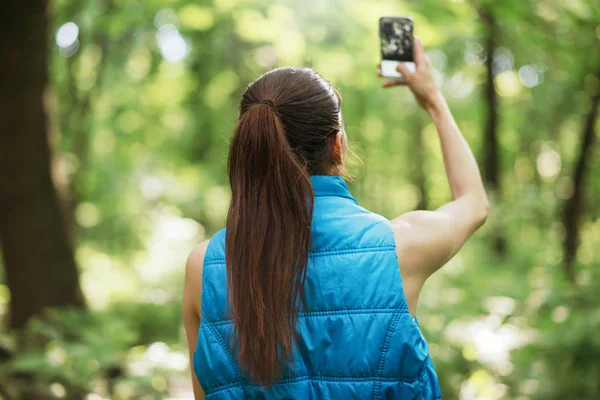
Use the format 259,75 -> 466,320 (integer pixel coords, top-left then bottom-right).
2,303 -> 186,399
418,230 -> 600,399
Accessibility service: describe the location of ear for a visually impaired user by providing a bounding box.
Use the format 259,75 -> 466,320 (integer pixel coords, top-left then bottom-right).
331,131 -> 344,164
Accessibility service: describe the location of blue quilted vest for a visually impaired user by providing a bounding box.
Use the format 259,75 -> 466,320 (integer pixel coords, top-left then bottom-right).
194,175 -> 442,399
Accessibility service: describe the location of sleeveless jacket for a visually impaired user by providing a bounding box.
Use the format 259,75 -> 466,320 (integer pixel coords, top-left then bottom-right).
194,175 -> 442,399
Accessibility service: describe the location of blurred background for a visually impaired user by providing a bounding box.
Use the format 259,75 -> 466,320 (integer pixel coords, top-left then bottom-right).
1,0 -> 599,399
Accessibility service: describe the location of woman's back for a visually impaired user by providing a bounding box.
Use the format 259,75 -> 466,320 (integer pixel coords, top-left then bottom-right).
183,37 -> 488,399
195,175 -> 441,399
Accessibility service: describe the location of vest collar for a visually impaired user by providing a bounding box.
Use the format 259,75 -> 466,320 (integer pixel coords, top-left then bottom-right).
310,175 -> 359,205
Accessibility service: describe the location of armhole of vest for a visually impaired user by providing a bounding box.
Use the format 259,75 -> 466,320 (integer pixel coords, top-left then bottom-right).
381,217 -> 402,276
203,228 -> 227,265
381,216 -> 415,320
200,228 -> 227,319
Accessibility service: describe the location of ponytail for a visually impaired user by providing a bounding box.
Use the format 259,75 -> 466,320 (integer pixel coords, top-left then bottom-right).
226,101 -> 314,386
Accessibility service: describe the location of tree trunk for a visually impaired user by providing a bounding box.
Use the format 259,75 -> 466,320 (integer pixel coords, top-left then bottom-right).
561,66 -> 600,282
480,6 -> 507,257
412,117 -> 428,210
0,0 -> 85,329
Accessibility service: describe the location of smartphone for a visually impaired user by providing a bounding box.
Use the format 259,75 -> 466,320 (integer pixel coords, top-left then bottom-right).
379,16 -> 416,80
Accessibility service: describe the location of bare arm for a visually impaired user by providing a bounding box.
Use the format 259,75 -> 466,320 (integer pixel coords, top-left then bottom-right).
182,240 -> 210,400
394,92 -> 488,279
378,38 -> 488,313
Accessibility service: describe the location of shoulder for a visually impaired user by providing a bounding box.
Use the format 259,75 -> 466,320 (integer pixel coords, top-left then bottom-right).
390,210 -> 455,244
390,210 -> 459,278
183,240 -> 211,314
186,240 -> 211,273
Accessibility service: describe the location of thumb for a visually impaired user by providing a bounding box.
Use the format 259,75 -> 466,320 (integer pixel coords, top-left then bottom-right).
396,62 -> 413,81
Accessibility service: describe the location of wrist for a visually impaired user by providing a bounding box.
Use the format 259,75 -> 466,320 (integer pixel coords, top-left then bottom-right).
424,90 -> 445,115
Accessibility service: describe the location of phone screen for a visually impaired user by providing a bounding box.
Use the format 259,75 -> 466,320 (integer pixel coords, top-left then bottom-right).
380,17 -> 414,61
379,16 -> 415,79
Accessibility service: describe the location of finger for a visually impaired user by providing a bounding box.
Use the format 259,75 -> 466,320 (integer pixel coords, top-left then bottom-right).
396,62 -> 413,80
382,80 -> 407,88
377,71 -> 382,77
413,36 -> 427,67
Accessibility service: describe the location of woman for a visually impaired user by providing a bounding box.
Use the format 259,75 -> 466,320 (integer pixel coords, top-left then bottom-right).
183,38 -> 488,399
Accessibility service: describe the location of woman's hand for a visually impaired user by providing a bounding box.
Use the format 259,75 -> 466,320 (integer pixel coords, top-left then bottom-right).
377,37 -> 441,111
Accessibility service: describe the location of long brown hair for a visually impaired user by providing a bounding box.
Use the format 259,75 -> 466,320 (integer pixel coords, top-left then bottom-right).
226,67 -> 343,386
